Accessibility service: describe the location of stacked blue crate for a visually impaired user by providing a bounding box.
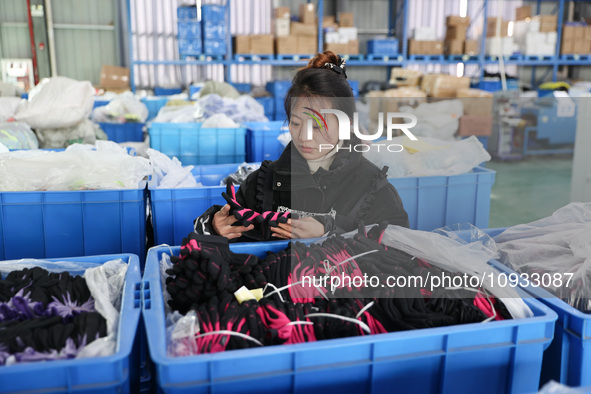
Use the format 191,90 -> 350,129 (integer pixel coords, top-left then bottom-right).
202,4 -> 226,56
266,80 -> 291,121
177,6 -> 201,57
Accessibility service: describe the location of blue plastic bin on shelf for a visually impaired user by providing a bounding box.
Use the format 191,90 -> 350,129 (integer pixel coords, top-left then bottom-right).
203,40 -> 226,56
202,5 -> 226,41
0,189 -> 146,265
389,166 -> 495,231
0,253 -> 141,393
99,122 -> 145,143
243,121 -> 288,162
143,243 -> 556,394
177,6 -> 197,20
367,38 -> 399,55
178,38 -> 203,57
471,79 -> 519,92
149,163 -> 251,246
149,123 -> 246,166
177,21 -> 201,39
254,96 -> 274,117
141,97 -> 169,121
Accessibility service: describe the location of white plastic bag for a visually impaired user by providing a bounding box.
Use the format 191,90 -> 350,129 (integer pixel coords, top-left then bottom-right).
492,202 -> 591,312
147,148 -> 200,188
0,147 -> 152,191
398,100 -> 463,141
0,122 -> 39,149
201,113 -> 238,128
153,105 -> 199,123
0,97 -> 22,122
35,118 -> 98,148
14,77 -> 94,129
91,92 -> 149,123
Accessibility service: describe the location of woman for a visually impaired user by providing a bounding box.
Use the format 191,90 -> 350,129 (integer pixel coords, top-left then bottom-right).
194,51 -> 409,241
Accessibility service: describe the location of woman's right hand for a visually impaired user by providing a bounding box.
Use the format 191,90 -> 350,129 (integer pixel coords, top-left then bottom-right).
212,204 -> 254,240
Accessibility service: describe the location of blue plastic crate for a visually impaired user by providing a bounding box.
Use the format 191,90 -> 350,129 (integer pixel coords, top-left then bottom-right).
254,96 -> 274,117
154,87 -> 183,96
0,189 -> 146,265
367,38 -> 399,55
266,80 -> 291,100
483,258 -> 591,388
98,122 -> 145,143
178,38 -> 203,57
177,6 -> 197,20
177,21 -> 201,39
143,243 -> 556,394
149,123 -> 246,166
471,79 -> 519,92
149,163 -> 248,246
229,82 -> 252,94
243,121 -> 288,162
389,166 -> 495,231
349,80 -> 359,97
203,40 -> 226,56
141,97 -> 169,121
202,5 -> 226,41
93,98 -> 110,109
201,4 -> 225,22
0,253 -> 142,393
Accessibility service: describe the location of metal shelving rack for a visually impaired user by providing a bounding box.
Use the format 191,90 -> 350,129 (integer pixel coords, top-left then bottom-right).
127,0 -> 591,91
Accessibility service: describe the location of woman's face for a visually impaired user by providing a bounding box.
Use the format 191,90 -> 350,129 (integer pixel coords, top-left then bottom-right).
289,97 -> 340,160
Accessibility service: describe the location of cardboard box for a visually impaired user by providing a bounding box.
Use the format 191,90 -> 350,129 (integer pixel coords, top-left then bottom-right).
464,40 -> 478,55
515,5 -> 531,20
535,15 -> 557,32
297,36 -> 318,54
573,40 -> 587,54
444,39 -> 464,55
456,88 -> 493,116
275,18 -> 290,37
458,115 -> 493,136
562,25 -> 575,40
325,42 -> 348,54
100,65 -> 129,89
338,12 -> 354,27
408,39 -> 424,54
432,41 -> 444,55
487,18 -> 509,37
323,16 -> 336,28
348,39 -> 359,54
446,15 -> 470,26
291,22 -> 317,36
445,25 -> 467,40
233,35 -> 250,54
585,26 -> 591,40
251,35 -> 274,54
421,74 -> 470,97
299,3 -> 315,24
561,38 -> 574,55
275,7 -> 290,19
389,68 -> 423,87
275,36 -> 298,54
574,26 -> 585,40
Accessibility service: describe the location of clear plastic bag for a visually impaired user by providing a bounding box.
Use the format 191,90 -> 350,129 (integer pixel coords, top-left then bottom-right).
153,105 -> 200,123
0,97 -> 22,122
492,202 -> 591,312
91,93 -> 149,123
147,148 -> 201,189
0,122 -> 39,149
14,77 -> 94,129
219,162 -> 261,185
0,146 -> 152,191
35,118 -> 99,149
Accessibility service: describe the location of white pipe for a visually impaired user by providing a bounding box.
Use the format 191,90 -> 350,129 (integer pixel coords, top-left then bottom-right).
45,0 -> 58,77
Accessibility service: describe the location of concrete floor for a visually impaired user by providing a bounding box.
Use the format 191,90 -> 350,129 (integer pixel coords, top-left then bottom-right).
486,156 -> 574,228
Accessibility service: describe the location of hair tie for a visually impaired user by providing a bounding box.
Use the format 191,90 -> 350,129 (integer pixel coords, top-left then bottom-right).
323,56 -> 348,79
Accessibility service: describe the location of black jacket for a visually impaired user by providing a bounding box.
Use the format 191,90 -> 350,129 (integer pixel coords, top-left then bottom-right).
194,142 -> 409,240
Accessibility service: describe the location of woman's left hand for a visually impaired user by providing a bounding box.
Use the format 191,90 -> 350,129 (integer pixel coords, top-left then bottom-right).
270,217 -> 325,239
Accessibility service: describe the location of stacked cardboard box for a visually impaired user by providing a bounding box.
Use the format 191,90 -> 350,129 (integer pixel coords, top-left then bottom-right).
486,17 -> 509,37
444,15 -> 470,55
389,68 -> 423,87
234,35 -> 274,54
534,15 -> 558,32
421,74 -> 470,97
274,5 -> 318,54
409,26 -> 442,55
515,5 -> 531,21
561,24 -> 591,55
324,12 -> 359,54
456,88 -> 493,136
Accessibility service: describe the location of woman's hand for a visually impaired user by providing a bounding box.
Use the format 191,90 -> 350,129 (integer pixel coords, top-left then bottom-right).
270,217 -> 325,239
212,204 -> 254,240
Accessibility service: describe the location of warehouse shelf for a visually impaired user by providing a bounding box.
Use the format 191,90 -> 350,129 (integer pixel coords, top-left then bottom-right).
127,0 -> 590,91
